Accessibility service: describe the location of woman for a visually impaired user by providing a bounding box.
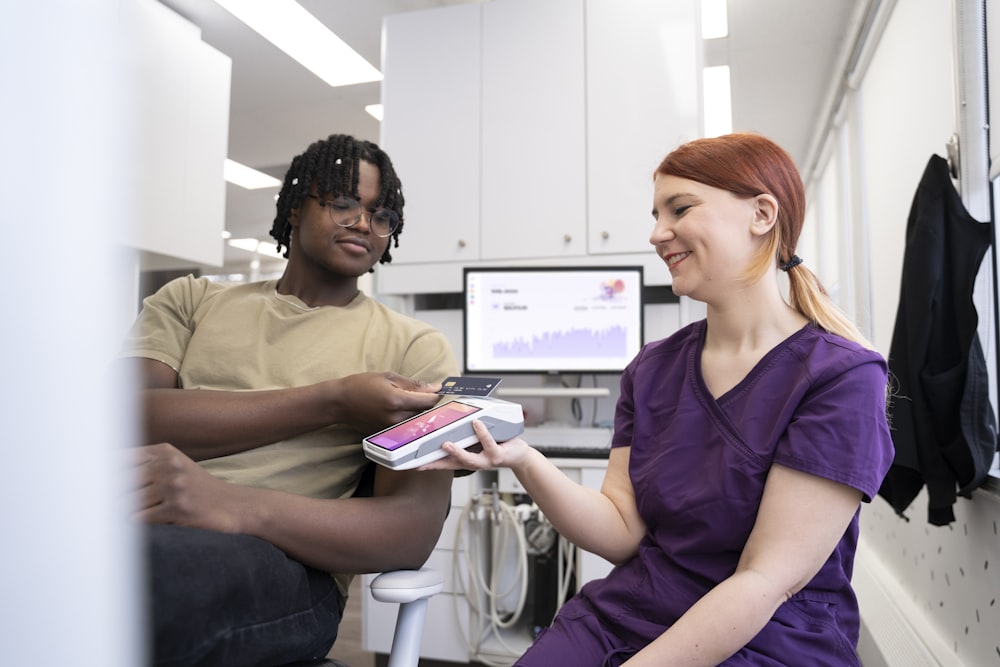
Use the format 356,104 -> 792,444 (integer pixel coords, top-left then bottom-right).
428,133 -> 893,666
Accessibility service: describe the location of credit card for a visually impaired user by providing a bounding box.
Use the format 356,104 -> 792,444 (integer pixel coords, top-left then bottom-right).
437,376 -> 503,397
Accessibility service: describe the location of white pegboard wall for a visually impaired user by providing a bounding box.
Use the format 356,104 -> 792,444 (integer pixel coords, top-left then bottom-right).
860,489 -> 1000,666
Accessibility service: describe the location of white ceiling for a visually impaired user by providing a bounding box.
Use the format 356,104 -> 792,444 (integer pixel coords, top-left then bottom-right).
156,0 -> 866,272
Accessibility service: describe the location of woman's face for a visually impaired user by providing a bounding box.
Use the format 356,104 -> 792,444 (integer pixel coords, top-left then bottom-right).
649,173 -> 768,301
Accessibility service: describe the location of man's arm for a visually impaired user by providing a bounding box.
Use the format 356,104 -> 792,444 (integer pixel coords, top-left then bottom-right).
127,357 -> 444,460
134,442 -> 453,572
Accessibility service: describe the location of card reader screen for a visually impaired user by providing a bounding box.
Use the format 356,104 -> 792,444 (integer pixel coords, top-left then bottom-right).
367,401 -> 482,451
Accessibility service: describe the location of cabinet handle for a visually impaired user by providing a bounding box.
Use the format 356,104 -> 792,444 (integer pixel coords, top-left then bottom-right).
457,239 -> 466,248
601,230 -> 610,240
563,234 -> 572,243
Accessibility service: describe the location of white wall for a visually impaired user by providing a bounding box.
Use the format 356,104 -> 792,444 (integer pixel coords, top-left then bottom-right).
0,2 -> 145,665
808,1 -> 1000,664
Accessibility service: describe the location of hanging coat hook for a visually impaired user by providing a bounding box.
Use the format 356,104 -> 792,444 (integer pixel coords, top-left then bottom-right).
945,133 -> 960,180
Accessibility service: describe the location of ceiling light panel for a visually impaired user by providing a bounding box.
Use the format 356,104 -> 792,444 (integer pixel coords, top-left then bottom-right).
213,0 -> 382,87
224,159 -> 282,189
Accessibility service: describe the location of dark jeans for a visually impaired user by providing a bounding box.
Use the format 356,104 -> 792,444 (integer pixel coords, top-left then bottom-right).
147,524 -> 343,667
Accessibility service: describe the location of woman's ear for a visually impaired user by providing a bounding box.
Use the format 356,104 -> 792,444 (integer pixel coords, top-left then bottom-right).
288,207 -> 300,230
750,194 -> 779,237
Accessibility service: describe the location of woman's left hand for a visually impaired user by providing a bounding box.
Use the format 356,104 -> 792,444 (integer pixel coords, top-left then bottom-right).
419,419 -> 532,472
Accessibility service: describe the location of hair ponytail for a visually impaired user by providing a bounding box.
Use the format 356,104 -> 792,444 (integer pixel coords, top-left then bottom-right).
785,263 -> 874,349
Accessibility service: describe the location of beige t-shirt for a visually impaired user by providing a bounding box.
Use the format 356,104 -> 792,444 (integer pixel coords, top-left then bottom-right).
121,275 -> 458,502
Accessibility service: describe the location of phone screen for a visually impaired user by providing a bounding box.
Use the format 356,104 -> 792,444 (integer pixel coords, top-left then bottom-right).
367,401 -> 482,451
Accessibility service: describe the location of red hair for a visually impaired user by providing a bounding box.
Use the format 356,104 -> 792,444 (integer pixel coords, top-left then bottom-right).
655,133 -> 872,348
656,132 -> 804,275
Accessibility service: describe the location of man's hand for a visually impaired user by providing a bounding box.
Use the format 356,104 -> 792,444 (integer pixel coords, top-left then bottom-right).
334,372 -> 443,434
132,442 -> 247,533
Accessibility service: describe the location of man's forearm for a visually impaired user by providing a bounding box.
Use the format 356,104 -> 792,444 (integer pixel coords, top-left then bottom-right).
141,383 -> 335,459
236,473 -> 453,573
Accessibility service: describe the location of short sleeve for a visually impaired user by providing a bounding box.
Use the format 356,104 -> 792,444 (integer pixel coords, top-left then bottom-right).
774,353 -> 894,501
399,328 -> 460,385
612,351 -> 639,448
118,274 -> 215,372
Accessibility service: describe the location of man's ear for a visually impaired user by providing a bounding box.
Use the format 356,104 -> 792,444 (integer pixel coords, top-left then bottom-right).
288,207 -> 300,229
750,194 -> 779,237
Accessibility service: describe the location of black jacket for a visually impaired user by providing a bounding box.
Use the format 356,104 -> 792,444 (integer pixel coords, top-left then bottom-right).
877,154 -> 997,526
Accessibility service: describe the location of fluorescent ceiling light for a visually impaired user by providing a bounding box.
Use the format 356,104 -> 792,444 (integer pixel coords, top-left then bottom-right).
258,241 -> 281,256
703,65 -> 732,138
227,238 -> 282,256
701,0 -> 728,39
227,238 -> 262,252
224,159 -> 282,190
213,0 -> 382,87
365,104 -> 384,121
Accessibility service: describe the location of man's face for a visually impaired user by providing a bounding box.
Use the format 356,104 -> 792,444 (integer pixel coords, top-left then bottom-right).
290,160 -> 391,277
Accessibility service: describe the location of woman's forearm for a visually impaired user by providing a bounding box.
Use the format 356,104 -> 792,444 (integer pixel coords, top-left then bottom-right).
511,448 -> 642,564
624,569 -> 785,666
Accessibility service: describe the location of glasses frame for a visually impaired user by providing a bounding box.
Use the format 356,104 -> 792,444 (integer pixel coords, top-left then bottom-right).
306,194 -> 400,238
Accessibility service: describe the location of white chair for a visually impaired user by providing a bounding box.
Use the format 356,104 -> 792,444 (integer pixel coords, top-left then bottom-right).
287,567 -> 443,667
368,568 -> 445,667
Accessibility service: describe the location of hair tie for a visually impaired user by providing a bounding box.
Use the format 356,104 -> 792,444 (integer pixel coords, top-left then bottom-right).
779,255 -> 803,272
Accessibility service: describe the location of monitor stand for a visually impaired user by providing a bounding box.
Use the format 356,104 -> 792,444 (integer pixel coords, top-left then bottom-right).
494,376 -> 609,419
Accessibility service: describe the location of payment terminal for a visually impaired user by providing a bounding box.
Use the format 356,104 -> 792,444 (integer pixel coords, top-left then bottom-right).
362,397 -> 524,470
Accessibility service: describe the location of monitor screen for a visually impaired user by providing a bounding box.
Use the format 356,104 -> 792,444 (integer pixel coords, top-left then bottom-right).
463,266 -> 644,374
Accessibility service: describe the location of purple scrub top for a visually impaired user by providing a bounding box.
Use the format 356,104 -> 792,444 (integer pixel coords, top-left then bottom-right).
579,320 -> 893,665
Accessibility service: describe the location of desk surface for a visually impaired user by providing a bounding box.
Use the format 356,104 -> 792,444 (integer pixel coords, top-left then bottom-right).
523,425 -> 612,459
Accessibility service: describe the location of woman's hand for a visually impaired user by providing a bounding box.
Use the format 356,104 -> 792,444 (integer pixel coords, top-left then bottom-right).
420,419 -> 532,471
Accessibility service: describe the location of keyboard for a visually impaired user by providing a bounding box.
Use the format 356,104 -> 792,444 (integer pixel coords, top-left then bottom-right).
523,426 -> 613,459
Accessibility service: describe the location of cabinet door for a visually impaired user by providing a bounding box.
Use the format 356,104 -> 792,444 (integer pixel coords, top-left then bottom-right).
480,0 -> 587,260
380,5 -> 482,264
586,0 -> 701,255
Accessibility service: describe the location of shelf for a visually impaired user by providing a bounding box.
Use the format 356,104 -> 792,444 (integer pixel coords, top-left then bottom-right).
493,387 -> 610,398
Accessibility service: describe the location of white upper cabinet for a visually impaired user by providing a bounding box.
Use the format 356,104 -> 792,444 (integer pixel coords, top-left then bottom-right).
380,4 -> 483,264
480,0 -> 587,260
586,0 -> 701,255
379,0 -> 701,269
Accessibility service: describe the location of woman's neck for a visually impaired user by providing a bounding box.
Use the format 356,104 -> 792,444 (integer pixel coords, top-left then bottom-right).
703,280 -> 806,354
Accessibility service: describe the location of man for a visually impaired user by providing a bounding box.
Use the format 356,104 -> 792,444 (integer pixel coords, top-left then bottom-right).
121,135 -> 457,666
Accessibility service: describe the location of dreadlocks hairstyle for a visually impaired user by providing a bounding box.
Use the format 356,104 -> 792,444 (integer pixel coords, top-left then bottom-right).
269,134 -> 405,264
655,132 -> 874,350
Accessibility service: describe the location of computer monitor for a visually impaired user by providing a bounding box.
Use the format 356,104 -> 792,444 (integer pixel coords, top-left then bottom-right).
463,266 -> 644,375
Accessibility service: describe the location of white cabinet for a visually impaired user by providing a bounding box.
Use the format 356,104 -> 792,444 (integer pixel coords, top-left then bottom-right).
479,0 -> 588,260
378,0 -> 701,285
125,0 -> 230,268
383,0 -> 588,264
380,4 -> 482,265
585,0 -> 702,255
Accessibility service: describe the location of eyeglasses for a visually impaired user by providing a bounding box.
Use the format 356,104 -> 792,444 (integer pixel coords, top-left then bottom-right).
307,194 -> 400,238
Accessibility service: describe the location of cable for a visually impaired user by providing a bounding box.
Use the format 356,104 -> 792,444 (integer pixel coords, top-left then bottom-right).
555,535 -> 577,611
450,489 -> 533,666
589,373 -> 600,427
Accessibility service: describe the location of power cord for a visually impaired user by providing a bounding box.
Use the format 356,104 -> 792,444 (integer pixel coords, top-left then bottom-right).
451,486 -> 531,666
